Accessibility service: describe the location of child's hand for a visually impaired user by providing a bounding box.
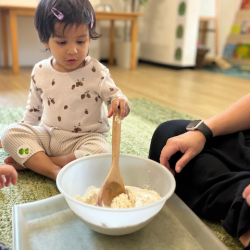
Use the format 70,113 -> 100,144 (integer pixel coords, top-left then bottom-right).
0,165 -> 18,189
107,98 -> 130,120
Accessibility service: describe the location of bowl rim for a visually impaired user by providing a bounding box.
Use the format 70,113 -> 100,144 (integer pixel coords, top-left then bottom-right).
56,153 -> 176,212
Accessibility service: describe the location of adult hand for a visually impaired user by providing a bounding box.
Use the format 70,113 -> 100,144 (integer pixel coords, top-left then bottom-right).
243,184 -> 250,206
107,98 -> 130,120
0,165 -> 18,188
160,131 -> 206,175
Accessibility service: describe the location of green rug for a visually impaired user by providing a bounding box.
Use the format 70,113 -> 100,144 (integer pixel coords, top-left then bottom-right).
0,98 -> 243,249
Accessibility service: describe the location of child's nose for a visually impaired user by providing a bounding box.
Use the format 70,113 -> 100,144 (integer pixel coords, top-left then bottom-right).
67,46 -> 77,55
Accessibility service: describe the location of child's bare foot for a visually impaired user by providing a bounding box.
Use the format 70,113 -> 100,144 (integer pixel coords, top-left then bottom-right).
4,156 -> 27,171
50,152 -> 76,168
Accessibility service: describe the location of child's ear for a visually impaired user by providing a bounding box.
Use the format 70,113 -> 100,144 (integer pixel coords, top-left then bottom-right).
43,42 -> 49,50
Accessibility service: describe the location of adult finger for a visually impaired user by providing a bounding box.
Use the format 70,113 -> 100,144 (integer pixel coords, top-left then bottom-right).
246,194 -> 250,206
166,166 -> 175,176
175,149 -> 197,173
160,144 -> 179,172
243,185 -> 250,198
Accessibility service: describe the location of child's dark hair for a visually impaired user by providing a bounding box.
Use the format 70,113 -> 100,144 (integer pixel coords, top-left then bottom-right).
35,0 -> 101,43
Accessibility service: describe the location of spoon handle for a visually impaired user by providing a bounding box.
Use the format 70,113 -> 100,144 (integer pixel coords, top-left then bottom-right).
112,108 -> 121,168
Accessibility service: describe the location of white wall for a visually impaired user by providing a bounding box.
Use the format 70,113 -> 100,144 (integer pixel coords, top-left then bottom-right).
139,0 -> 200,66
0,0 -> 38,7
104,0 -> 241,60
0,0 -> 101,67
0,0 -> 241,66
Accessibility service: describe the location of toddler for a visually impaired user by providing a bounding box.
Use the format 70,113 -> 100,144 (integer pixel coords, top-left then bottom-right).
1,0 -> 130,181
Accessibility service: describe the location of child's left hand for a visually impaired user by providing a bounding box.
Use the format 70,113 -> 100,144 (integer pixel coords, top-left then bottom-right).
0,165 -> 18,189
107,98 -> 130,120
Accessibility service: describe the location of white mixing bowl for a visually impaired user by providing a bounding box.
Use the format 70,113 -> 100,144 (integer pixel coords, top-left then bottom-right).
56,153 -> 176,235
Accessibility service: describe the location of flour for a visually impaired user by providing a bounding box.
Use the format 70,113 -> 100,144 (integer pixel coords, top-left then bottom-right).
75,186 -> 161,208
74,186 -> 99,206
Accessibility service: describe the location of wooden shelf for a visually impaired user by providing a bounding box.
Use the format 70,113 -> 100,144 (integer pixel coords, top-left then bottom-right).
227,34 -> 250,43
223,8 -> 250,65
223,57 -> 250,66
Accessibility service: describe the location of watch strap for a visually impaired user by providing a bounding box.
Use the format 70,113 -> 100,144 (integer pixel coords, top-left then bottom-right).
196,122 -> 213,142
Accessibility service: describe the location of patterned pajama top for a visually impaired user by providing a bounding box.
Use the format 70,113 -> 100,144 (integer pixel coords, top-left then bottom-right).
22,56 -> 129,133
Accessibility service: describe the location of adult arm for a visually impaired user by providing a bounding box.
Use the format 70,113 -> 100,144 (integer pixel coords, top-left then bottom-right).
205,93 -> 250,136
160,93 -> 250,174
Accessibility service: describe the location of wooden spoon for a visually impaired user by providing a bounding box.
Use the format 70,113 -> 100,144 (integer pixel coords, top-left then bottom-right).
97,108 -> 126,207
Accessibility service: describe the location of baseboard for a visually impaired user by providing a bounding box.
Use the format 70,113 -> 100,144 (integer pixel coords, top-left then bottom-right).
100,59 -> 195,70
100,59 -> 109,63
138,60 -> 194,70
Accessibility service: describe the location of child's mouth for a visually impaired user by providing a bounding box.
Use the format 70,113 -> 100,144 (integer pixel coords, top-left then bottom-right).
67,59 -> 76,64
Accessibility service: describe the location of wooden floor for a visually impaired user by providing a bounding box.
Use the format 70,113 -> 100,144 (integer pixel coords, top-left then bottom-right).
0,63 -> 249,120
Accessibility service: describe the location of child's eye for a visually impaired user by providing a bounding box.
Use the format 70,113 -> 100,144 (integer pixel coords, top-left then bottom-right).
77,41 -> 86,44
57,41 -> 66,45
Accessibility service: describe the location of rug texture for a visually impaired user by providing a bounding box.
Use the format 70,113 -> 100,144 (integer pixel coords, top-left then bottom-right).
0,98 -> 243,249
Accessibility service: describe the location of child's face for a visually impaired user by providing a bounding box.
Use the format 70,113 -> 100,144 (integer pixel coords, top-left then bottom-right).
44,23 -> 91,72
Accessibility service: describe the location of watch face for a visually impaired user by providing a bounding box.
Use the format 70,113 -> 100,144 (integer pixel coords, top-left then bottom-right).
186,120 -> 203,129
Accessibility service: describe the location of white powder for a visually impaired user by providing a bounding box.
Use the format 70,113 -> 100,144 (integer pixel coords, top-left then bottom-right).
75,186 -> 161,208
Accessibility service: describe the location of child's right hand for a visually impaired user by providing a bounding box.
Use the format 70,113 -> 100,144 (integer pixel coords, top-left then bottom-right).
107,98 -> 130,120
0,165 -> 18,188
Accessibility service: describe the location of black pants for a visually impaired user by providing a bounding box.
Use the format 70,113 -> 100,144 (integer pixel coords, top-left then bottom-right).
149,120 -> 250,239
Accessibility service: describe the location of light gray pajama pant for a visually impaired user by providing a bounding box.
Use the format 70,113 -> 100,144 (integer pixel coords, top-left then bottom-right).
1,123 -> 111,167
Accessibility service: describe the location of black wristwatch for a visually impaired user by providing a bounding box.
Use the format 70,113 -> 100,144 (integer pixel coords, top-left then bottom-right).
186,120 -> 213,142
